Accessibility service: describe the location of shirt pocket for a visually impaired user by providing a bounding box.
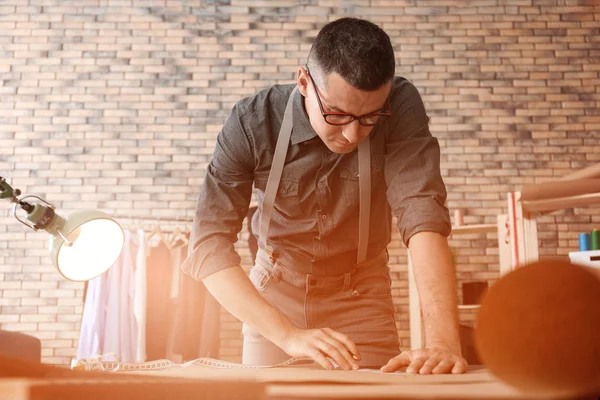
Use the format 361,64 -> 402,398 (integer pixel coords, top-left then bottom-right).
275,178 -> 304,218
339,155 -> 385,204
339,154 -> 385,181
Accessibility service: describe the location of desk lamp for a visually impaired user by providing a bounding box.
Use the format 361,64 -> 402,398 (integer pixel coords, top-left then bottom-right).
0,176 -> 124,282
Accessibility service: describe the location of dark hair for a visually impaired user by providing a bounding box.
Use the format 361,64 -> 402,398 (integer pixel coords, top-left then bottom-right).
307,18 -> 395,91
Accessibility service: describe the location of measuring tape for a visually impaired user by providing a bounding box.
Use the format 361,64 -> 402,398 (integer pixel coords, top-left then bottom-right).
72,354 -> 314,372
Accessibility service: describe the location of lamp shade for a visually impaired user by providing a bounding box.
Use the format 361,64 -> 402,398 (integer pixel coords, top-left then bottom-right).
48,210 -> 124,281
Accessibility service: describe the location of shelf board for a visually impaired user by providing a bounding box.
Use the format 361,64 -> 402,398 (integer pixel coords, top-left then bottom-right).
458,304 -> 481,311
450,224 -> 497,235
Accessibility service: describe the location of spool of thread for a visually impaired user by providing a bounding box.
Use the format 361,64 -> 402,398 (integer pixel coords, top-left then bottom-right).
591,229 -> 599,251
454,209 -> 464,227
580,233 -> 591,251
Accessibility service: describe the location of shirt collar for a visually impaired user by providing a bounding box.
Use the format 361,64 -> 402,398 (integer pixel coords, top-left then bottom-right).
291,87 -> 319,145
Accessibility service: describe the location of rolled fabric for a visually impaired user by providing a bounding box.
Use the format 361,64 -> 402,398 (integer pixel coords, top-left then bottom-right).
520,178 -> 600,202
475,258 -> 600,398
558,163 -> 600,181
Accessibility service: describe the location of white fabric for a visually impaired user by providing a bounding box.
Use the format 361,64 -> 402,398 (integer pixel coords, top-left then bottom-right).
169,240 -> 186,300
102,230 -> 138,362
166,239 -> 187,364
76,270 -> 108,360
133,228 -> 148,362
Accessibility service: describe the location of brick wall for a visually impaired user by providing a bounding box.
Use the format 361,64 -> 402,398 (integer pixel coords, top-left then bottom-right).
0,0 -> 598,365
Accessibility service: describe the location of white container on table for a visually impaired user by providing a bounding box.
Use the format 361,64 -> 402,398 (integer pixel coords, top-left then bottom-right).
569,249 -> 600,269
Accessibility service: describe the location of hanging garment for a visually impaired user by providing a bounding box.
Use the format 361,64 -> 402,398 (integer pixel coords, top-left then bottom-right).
165,239 -> 188,363
172,245 -> 221,361
76,268 -> 108,360
102,230 -> 138,362
145,240 -> 173,361
78,230 -> 138,362
132,229 -> 148,362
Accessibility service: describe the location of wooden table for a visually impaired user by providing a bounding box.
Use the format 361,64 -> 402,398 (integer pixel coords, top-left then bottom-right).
0,359 -> 578,400
133,364 -> 553,399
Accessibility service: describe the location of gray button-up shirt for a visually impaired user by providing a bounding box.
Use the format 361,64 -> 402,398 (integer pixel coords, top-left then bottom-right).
183,77 -> 451,280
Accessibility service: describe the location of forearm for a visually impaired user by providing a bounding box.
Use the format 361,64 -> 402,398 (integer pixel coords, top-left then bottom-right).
408,231 -> 461,354
202,265 -> 297,349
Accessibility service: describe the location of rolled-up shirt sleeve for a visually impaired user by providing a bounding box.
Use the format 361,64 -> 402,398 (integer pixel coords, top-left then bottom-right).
385,81 -> 451,247
181,103 -> 255,280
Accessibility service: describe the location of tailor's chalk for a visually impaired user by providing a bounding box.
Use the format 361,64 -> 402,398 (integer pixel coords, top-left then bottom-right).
591,229 -> 599,251
580,233 -> 591,251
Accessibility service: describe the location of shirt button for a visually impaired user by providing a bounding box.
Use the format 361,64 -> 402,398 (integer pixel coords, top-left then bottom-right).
321,214 -> 328,220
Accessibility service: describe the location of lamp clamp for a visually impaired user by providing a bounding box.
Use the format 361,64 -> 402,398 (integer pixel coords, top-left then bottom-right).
0,176 -> 58,232
0,176 -> 20,201
1,176 -> 35,212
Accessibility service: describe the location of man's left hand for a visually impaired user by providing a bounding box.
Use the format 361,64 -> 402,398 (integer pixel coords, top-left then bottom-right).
380,343 -> 468,374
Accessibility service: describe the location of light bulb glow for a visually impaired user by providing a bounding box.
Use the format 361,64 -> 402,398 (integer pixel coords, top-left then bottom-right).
55,219 -> 124,281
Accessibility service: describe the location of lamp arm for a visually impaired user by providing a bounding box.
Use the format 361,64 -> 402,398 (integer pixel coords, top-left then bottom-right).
1,176 -> 35,212
1,176 -> 63,233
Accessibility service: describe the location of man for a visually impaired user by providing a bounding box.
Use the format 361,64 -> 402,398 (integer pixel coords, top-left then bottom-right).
182,17 -> 468,374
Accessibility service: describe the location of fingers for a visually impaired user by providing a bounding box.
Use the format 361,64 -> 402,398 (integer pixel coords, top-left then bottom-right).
418,357 -> 441,374
381,348 -> 469,375
451,358 -> 468,374
316,333 -> 359,370
307,348 -> 335,370
380,352 -> 410,373
323,328 -> 360,360
321,328 -> 360,369
406,356 -> 428,374
429,357 -> 468,374
284,328 -> 360,371
430,359 -> 455,374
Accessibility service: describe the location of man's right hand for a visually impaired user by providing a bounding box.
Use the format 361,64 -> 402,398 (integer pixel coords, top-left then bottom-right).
202,266 -> 360,371
279,327 -> 360,370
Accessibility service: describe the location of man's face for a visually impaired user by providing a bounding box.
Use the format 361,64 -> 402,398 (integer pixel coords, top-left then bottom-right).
297,67 -> 392,154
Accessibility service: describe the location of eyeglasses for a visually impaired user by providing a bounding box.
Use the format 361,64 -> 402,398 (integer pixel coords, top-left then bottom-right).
306,67 -> 391,126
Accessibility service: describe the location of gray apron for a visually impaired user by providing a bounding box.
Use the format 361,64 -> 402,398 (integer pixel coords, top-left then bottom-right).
245,91 -> 399,366
258,86 -> 372,266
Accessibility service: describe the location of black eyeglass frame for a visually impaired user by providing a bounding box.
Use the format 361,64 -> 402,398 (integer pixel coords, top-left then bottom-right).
305,67 -> 392,127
